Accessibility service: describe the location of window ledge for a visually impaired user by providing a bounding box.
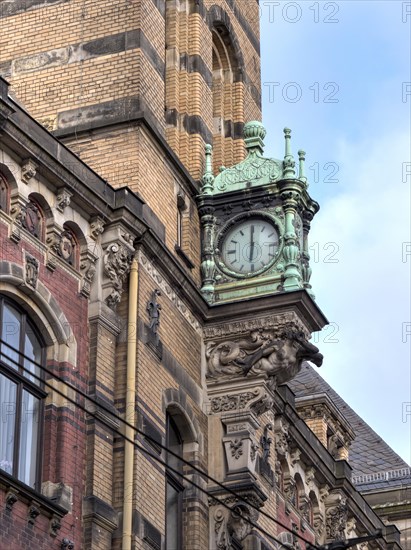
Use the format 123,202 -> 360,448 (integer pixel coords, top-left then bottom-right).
174,244 -> 195,270
0,469 -> 68,521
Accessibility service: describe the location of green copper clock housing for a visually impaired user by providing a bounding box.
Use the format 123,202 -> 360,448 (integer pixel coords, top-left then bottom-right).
216,213 -> 282,279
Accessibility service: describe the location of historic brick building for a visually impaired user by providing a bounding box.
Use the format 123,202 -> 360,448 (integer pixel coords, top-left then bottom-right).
0,1 -> 409,549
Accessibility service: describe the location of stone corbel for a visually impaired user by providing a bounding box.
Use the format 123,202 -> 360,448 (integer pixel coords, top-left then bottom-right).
205,320 -> 322,386
45,224 -> 64,271
211,502 -> 258,550
325,491 -> 348,541
305,466 -> 316,490
290,448 -> 302,466
55,188 -> 73,213
21,159 -> 38,184
101,228 -> 135,310
222,412 -> 259,478
89,216 -> 105,240
80,248 -> 99,298
313,510 -> 325,539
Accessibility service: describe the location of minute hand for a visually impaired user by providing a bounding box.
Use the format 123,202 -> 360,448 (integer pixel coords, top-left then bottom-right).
249,225 -> 255,261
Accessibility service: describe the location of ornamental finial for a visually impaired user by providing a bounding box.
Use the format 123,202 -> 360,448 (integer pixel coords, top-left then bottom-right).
201,144 -> 214,194
283,127 -> 296,178
298,149 -> 308,186
244,120 -> 266,156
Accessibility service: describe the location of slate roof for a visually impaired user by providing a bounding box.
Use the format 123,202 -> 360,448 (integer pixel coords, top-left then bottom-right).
287,363 -> 411,491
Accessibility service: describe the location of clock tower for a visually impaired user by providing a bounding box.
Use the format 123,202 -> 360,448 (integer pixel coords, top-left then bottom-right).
198,121 -> 319,304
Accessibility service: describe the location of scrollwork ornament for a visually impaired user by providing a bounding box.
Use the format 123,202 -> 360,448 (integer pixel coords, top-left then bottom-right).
103,242 -> 133,309
326,498 -> 348,541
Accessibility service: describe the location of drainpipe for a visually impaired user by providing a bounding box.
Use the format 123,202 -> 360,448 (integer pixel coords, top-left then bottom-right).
122,258 -> 138,550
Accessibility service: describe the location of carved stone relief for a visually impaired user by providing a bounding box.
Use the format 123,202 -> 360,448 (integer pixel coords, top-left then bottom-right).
325,496 -> 348,541
55,188 -> 72,213
25,253 -> 39,288
103,241 -> 133,309
209,386 -> 274,417
206,327 -> 322,385
21,159 -> 37,184
213,503 -> 258,550
80,250 -> 98,298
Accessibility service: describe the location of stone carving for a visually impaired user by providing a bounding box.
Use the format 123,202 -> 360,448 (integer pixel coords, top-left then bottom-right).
206,327 -> 322,385
326,498 -> 348,541
230,439 -> 243,460
204,312 -> 307,340
103,242 -> 133,309
290,448 -> 301,466
210,392 -> 256,413
21,159 -> 37,184
305,467 -> 316,489
25,254 -> 39,288
147,289 -> 162,335
61,539 -> 75,550
55,231 -> 76,266
22,201 -> 42,238
5,490 -> 18,510
260,423 -> 273,462
56,188 -> 73,213
215,155 -> 282,192
346,517 -> 356,536
89,216 -> 105,240
80,253 -> 98,298
213,503 -> 257,549
209,387 -> 273,417
284,478 -> 296,506
27,503 -> 40,524
313,511 -> 325,538
299,495 -> 311,522
139,251 -> 201,334
319,484 -> 330,503
275,421 -> 290,458
50,515 -> 61,537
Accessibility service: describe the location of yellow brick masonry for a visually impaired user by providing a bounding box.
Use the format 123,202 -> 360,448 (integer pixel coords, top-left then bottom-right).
305,418 -> 328,447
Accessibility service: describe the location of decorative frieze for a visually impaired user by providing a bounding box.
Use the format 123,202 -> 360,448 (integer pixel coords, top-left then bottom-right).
209,385 -> 274,417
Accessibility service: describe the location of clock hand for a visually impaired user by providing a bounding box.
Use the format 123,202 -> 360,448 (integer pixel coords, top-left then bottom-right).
249,224 -> 255,261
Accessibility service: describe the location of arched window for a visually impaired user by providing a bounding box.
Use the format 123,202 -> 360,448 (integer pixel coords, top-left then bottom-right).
0,297 -> 45,490
211,24 -> 244,172
0,173 -> 10,213
165,414 -> 184,549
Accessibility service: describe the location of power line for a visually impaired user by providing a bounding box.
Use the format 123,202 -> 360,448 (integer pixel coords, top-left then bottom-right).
1,339 -> 323,546
0,343 -> 307,548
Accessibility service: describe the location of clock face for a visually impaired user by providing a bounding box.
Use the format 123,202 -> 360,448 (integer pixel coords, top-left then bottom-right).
220,218 -> 280,276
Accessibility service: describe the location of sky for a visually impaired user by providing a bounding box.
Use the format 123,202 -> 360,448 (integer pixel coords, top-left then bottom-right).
260,0 -> 411,465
